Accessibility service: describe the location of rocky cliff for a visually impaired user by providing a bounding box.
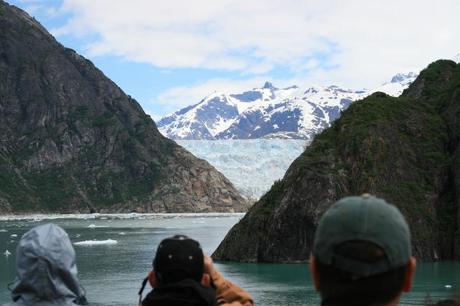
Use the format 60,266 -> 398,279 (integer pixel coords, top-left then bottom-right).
0,1 -> 249,213
213,60 -> 460,262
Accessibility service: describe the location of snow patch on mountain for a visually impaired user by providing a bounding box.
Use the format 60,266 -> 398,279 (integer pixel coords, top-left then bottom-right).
454,53 -> 460,63
158,73 -> 417,140
373,72 -> 417,97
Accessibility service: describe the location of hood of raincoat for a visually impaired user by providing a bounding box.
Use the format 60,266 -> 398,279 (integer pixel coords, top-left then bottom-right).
4,223 -> 86,306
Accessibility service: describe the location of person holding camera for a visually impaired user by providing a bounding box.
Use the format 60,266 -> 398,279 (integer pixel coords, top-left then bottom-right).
139,235 -> 253,306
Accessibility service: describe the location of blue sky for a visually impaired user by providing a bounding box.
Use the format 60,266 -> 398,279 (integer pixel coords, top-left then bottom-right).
8,0 -> 460,120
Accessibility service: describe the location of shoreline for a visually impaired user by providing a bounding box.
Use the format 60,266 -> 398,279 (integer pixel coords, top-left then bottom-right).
0,212 -> 246,221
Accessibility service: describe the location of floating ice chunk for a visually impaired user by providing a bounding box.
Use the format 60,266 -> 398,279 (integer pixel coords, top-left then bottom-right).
75,234 -> 81,238
0,229 -> 7,232
74,239 -> 118,246
10,234 -> 17,238
4,250 -> 11,257
118,232 -> 126,235
87,224 -> 108,229
445,285 -> 452,289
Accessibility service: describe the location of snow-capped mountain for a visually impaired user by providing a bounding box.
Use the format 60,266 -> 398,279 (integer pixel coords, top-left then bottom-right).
158,73 -> 417,140
374,72 -> 417,96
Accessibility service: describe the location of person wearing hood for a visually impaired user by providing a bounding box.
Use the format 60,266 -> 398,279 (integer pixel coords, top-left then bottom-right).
3,223 -> 87,306
139,235 -> 253,306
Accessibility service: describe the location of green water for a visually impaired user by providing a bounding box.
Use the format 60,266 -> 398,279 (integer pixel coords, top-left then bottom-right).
0,214 -> 458,306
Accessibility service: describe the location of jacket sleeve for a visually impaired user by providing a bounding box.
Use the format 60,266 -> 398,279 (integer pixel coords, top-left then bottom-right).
211,270 -> 254,306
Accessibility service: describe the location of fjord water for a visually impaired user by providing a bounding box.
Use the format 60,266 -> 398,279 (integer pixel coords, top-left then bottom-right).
0,215 -> 458,306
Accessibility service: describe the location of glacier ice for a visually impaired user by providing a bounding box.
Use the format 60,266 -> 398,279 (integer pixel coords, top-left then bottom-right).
177,139 -> 306,200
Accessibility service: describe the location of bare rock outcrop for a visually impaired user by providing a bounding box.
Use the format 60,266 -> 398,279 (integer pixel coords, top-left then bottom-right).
0,1 -> 249,213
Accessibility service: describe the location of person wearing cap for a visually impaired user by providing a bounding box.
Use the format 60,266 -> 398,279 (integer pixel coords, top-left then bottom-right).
139,235 -> 253,306
4,223 -> 87,306
309,195 -> 417,306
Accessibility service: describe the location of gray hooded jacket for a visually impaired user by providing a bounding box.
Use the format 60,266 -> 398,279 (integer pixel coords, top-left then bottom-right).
4,223 -> 86,306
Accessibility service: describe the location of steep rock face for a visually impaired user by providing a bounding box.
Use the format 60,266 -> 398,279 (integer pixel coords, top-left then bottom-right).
213,60 -> 460,262
0,1 -> 249,213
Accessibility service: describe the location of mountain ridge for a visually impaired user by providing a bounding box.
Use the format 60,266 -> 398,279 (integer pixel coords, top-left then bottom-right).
0,0 -> 249,214
158,74 -> 417,140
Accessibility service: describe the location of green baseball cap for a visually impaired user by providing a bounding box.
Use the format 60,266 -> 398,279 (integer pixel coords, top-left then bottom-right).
313,194 -> 411,278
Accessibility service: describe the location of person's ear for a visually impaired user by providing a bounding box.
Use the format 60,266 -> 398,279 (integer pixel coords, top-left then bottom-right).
309,255 -> 321,292
148,271 -> 158,288
402,256 -> 417,292
201,273 -> 211,287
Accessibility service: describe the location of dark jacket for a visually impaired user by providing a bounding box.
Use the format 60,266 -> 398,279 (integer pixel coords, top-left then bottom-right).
141,279 -> 218,306
141,270 -> 253,306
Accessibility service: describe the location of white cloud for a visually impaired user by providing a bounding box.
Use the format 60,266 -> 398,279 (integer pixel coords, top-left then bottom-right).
15,0 -> 458,112
307,0 -> 460,87
50,0 -> 335,72
48,0 -> 460,88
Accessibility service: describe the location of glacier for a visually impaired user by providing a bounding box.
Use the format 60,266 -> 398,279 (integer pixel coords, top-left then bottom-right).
161,72 -> 421,200
177,139 -> 306,200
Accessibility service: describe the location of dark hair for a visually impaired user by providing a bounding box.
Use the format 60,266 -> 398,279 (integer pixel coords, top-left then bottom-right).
315,241 -> 408,305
